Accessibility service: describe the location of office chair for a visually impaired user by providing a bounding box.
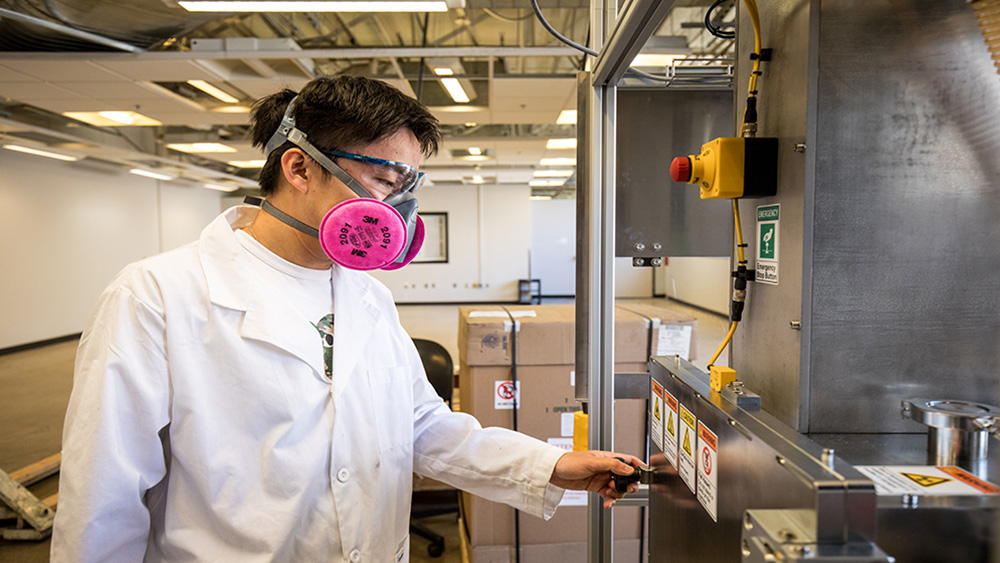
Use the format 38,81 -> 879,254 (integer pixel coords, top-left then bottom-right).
410,338 -> 459,557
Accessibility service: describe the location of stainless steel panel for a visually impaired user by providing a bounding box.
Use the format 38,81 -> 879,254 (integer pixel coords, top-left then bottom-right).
615,89 -> 734,259
811,433 -> 1000,563
647,357 -> 879,563
647,358 -> 998,563
732,0 -> 1000,433
731,0 -> 812,431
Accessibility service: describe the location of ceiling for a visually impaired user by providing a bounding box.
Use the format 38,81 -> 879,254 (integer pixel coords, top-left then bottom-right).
0,0 -> 735,197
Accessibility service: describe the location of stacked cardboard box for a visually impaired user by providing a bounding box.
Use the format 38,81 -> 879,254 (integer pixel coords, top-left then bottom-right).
457,303 -> 697,562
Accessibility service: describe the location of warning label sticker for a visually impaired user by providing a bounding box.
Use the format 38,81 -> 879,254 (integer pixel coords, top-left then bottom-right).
678,403 -> 697,494
855,466 -> 1000,496
494,380 -> 521,410
650,381 -> 664,451
656,325 -> 692,360
663,389 -> 679,469
696,421 -> 718,522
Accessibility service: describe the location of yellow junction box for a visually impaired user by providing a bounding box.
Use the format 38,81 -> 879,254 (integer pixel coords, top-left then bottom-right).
710,365 -> 737,392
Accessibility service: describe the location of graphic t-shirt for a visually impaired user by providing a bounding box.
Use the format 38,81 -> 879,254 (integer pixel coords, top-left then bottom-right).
235,229 -> 335,379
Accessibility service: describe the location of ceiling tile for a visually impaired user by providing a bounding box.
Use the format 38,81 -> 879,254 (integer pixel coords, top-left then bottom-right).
58,82 -> 172,101
0,82 -> 88,101
91,60 -> 227,83
0,60 -> 127,82
0,64 -> 42,83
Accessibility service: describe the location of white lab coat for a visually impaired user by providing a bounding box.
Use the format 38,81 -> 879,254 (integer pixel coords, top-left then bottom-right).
51,206 -> 566,563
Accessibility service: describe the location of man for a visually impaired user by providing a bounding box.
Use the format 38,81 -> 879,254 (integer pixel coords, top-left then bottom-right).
51,75 -> 640,562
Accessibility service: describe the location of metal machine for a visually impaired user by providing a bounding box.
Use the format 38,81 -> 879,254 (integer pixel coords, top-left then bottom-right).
575,0 -> 1000,561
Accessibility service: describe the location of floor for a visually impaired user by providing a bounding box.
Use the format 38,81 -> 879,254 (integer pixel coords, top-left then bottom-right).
0,297 -> 727,562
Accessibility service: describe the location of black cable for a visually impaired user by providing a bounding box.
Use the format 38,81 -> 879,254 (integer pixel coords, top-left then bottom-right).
528,0 -> 670,82
528,0 -> 597,57
414,12 -> 430,102
705,0 -> 736,40
501,306 -> 521,563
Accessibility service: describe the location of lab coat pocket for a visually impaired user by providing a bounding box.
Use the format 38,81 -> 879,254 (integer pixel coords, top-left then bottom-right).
367,366 -> 415,453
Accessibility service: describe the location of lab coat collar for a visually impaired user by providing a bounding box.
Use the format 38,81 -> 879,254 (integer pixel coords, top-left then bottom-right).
200,206 -> 382,389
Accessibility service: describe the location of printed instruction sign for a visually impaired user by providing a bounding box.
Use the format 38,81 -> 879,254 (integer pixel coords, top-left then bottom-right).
548,438 -> 588,506
663,389 -> 679,469
696,421 -> 719,522
678,403 -> 697,494
656,325 -> 693,359
755,204 -> 779,285
855,466 -> 1000,496
650,381 -> 664,451
494,380 -> 520,409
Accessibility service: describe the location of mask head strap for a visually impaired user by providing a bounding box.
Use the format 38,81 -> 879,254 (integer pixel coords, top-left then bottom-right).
262,95 -> 375,201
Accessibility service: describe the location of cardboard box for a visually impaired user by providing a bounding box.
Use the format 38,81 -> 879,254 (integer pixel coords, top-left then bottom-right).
457,304 -> 693,557
615,302 -> 699,362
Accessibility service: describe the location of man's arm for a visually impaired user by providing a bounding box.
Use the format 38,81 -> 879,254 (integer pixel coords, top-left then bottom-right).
51,285 -> 171,563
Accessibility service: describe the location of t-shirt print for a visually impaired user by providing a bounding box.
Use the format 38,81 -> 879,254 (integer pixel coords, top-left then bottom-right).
312,313 -> 334,379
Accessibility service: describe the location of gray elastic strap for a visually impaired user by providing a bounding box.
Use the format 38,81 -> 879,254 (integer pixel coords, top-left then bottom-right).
260,200 -> 319,238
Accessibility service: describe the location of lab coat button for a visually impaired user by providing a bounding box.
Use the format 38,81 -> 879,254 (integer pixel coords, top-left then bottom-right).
350,549 -> 361,562
337,468 -> 350,483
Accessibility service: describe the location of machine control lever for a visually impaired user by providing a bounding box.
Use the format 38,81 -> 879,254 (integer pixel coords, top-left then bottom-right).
611,457 -> 655,493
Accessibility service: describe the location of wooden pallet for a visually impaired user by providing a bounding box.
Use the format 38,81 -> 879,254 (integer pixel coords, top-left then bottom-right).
0,453 -> 60,540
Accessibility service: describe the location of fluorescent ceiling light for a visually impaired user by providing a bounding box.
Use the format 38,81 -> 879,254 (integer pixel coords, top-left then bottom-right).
540,157 -> 576,166
432,66 -> 470,103
529,179 -> 567,187
211,105 -> 251,114
467,147 -> 482,156
471,175 -> 485,184
166,143 -> 238,154
631,54 -> 685,68
464,122 -> 477,127
530,195 -> 554,201
204,183 -> 240,192
546,138 -> 577,150
534,169 -> 574,178
64,111 -> 161,127
3,144 -> 80,162
187,80 -> 240,104
228,159 -> 267,168
179,1 -> 448,11
439,79 -> 470,103
130,168 -> 176,181
556,110 -> 577,125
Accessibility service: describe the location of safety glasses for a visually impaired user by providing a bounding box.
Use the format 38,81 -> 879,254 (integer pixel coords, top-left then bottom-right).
327,149 -> 425,197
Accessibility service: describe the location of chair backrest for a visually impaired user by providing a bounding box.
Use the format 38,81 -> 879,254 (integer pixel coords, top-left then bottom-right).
412,338 -> 454,406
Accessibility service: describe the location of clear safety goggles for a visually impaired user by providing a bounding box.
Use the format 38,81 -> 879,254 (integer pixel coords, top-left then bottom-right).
327,149 -> 426,197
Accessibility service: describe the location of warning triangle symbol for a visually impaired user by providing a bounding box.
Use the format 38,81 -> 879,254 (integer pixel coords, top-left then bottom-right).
654,400 -> 661,421
682,427 -> 692,456
901,472 -> 952,488
667,413 -> 675,437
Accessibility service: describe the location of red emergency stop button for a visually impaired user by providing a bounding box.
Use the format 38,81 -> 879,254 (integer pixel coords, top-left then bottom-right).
670,156 -> 692,183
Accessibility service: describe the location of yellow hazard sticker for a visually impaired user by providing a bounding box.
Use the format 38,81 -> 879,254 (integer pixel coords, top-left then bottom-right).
677,402 -> 697,494
901,472 -> 951,487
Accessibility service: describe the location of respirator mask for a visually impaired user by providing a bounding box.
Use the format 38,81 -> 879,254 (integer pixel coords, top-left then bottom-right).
248,96 -> 425,271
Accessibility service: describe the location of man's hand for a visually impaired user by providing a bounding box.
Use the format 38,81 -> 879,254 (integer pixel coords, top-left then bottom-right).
549,451 -> 644,509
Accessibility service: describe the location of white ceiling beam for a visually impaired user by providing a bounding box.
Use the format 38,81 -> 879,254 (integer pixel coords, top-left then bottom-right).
0,46 -> 577,62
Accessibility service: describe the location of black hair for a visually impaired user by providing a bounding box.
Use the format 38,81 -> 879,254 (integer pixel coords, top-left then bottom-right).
249,75 -> 441,196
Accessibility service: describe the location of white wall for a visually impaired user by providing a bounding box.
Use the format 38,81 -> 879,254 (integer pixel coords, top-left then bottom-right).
0,150 -> 224,348
370,183 -> 531,302
656,257 -> 730,315
529,199 -> 575,296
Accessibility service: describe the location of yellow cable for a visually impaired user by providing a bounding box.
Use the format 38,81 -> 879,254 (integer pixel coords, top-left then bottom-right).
708,321 -> 738,367
744,0 -> 762,95
741,0 -> 763,129
733,199 -> 746,265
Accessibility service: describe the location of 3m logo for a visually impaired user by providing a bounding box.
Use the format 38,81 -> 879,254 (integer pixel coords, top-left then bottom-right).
901,472 -> 951,488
